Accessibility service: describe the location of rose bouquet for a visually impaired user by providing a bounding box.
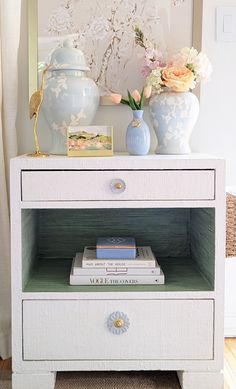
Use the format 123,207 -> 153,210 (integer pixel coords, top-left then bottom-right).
134,26 -> 212,94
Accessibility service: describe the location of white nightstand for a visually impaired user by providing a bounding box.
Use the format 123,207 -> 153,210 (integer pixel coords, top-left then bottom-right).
10,154 -> 225,389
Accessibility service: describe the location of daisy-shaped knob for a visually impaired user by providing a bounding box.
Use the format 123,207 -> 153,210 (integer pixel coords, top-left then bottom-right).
107,311 -> 130,335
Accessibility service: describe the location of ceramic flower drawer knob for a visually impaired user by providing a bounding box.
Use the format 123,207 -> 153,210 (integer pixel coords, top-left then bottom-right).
107,311 -> 130,335
110,179 -> 126,194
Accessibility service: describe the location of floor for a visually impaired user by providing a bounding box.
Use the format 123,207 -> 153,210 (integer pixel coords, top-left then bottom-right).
224,338 -> 236,389
0,338 -> 236,388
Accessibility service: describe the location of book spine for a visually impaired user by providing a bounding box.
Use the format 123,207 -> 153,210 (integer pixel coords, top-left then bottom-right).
73,266 -> 161,276
70,274 -> 165,285
82,259 -> 156,268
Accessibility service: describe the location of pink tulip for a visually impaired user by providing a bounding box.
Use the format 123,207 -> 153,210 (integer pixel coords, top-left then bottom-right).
144,85 -> 152,99
131,89 -> 141,103
110,93 -> 122,104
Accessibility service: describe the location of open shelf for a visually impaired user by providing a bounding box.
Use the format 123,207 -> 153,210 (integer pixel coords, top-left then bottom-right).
23,256 -> 212,293
22,208 -> 215,293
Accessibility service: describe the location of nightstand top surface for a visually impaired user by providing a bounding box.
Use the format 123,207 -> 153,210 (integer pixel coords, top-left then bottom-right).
11,153 -> 224,170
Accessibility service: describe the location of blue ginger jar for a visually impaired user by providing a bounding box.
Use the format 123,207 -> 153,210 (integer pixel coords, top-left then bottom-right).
126,110 -> 150,155
149,90 -> 199,154
43,39 -> 99,154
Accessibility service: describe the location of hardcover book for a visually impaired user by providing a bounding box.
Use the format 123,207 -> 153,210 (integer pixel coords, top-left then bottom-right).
73,253 -> 161,276
81,246 -> 157,268
96,237 -> 136,259
70,255 -> 165,286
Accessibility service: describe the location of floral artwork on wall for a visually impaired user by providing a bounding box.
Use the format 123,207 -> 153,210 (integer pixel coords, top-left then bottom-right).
37,0 -> 193,97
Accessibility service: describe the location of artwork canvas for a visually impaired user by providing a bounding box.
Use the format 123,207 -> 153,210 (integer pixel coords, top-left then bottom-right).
37,0 -> 193,98
67,126 -> 113,156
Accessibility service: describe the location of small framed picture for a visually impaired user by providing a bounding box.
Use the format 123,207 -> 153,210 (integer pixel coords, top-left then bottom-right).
67,126 -> 113,157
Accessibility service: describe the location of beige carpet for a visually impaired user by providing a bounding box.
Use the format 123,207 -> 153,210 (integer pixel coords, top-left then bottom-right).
0,371 -> 181,388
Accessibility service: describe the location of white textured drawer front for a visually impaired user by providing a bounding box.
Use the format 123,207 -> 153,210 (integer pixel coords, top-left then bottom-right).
23,299 -> 213,361
21,170 -> 215,201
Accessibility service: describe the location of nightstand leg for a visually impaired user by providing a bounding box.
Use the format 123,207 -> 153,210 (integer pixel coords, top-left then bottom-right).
177,371 -> 224,389
12,371 -> 56,389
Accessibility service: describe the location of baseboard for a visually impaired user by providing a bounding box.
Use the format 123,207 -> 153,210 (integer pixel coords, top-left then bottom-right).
225,257 -> 236,337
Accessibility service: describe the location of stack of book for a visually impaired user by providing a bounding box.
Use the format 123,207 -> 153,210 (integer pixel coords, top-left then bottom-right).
70,238 -> 165,285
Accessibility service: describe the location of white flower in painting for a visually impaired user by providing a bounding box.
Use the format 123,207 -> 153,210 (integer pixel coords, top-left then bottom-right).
172,0 -> 185,6
120,0 -> 134,10
87,16 -> 110,40
48,6 -> 72,35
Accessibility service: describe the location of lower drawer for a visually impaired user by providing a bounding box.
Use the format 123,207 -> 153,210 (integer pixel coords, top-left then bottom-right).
23,299 -> 213,361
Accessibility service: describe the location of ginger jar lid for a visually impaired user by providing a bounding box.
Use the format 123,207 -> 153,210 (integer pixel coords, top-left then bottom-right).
49,38 -> 90,72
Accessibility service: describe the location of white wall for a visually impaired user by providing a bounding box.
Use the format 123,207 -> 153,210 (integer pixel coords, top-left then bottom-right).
17,0 -> 236,185
191,0 -> 236,185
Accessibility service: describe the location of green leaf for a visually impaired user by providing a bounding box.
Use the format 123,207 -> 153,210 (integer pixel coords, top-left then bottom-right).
139,88 -> 144,109
127,90 -> 137,110
133,98 -> 140,110
121,98 -> 130,106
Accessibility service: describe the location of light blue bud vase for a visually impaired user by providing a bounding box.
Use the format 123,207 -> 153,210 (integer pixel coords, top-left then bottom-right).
43,39 -> 99,154
126,110 -> 150,155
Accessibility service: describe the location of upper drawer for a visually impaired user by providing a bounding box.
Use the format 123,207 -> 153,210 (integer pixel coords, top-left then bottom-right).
21,170 -> 215,202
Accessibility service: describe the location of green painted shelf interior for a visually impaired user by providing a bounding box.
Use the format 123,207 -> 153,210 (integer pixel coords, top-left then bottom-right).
22,208 -> 215,293
24,257 -> 213,293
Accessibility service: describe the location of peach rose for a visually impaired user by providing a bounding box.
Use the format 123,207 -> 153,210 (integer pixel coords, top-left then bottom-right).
162,66 -> 195,92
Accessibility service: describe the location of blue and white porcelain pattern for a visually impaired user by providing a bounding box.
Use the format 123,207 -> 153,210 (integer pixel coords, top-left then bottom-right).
149,91 -> 199,154
126,110 -> 150,156
107,311 -> 130,335
43,39 -> 99,155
